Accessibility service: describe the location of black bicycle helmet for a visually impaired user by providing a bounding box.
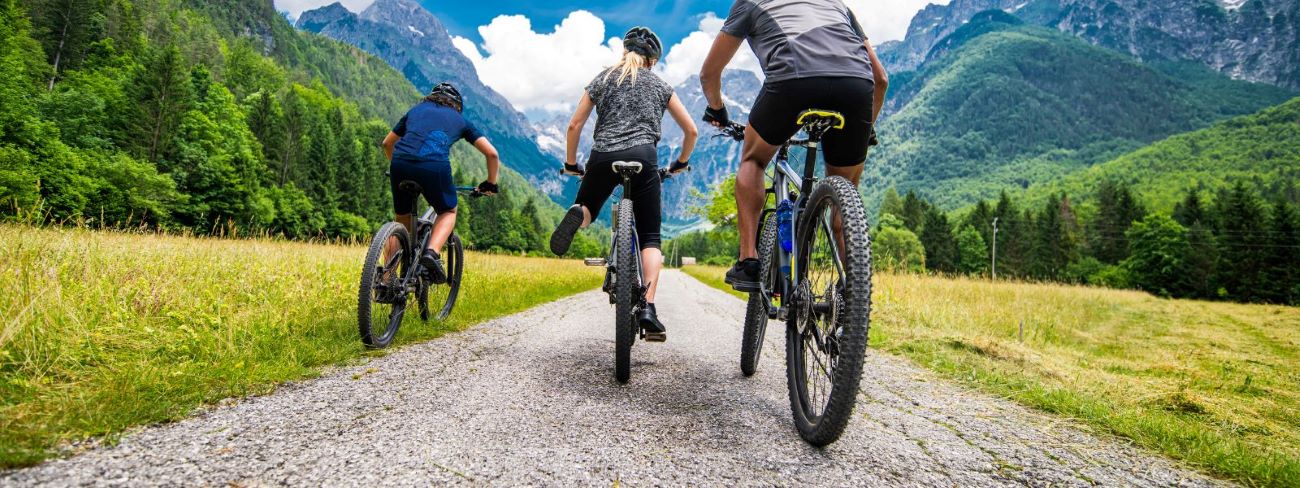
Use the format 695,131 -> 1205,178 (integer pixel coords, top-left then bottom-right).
623,27 -> 662,60
427,82 -> 463,112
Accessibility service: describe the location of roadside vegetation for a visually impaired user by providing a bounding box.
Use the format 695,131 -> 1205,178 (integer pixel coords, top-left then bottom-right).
0,225 -> 602,468
682,265 -> 1300,487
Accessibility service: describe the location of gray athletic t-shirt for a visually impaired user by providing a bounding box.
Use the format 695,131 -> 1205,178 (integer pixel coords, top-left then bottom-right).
721,0 -> 874,83
585,67 -> 674,153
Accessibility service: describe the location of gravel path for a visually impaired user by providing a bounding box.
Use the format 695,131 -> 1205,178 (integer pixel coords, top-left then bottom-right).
4,270 -> 1221,486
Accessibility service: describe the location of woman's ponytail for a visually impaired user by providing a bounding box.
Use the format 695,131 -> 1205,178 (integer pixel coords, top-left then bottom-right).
603,50 -> 654,86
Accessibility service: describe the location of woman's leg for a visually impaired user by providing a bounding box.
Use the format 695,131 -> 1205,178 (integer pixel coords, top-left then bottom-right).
429,208 -> 456,253
641,247 -> 663,303
629,158 -> 664,303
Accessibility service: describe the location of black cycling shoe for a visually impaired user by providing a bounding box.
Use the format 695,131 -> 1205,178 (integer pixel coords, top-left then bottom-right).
549,205 -> 584,256
420,249 -> 447,285
639,303 -> 666,342
725,258 -> 762,293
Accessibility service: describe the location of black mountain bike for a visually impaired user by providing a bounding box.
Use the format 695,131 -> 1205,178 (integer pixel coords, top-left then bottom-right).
719,110 -> 874,446
358,181 -> 484,348
575,162 -> 684,383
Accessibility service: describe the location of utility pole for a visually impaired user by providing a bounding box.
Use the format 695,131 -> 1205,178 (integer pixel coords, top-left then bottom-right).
991,217 -> 999,280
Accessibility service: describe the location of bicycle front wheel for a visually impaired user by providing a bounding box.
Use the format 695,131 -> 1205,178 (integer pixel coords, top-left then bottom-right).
426,233 -> 464,320
785,176 -> 872,446
741,212 -> 778,377
359,222 -> 412,348
613,199 -> 638,384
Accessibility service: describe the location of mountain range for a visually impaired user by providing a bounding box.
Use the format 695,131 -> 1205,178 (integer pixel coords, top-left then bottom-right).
292,0 -> 1298,230
877,0 -> 1300,89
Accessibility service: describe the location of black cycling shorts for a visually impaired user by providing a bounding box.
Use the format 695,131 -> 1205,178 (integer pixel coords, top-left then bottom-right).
390,157 -> 457,214
574,144 -> 662,250
748,76 -> 875,167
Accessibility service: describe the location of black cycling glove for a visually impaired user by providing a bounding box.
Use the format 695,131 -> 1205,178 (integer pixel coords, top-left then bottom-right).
668,159 -> 690,174
476,180 -> 499,195
561,162 -> 585,177
868,126 -> 880,147
703,105 -> 730,127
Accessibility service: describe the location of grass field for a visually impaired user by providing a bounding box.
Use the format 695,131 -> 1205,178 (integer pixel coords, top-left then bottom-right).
0,225 -> 601,468
682,265 -> 1300,487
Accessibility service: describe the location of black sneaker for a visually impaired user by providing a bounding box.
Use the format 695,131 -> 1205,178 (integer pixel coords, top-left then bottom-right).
420,249 -> 447,285
639,303 -> 666,342
725,259 -> 761,293
549,205 -> 584,256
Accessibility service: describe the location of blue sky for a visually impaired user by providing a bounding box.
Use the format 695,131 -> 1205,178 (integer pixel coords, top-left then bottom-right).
422,0 -> 736,49
275,0 -> 948,112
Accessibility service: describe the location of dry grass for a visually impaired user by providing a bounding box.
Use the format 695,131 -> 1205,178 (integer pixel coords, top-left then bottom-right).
0,225 -> 601,468
682,265 -> 1300,487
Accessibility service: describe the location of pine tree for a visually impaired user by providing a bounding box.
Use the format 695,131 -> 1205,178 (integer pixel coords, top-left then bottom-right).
1173,188 -> 1210,228
1089,179 -> 1145,263
920,206 -> 957,273
1031,193 -> 1080,279
1215,182 -> 1270,302
29,0 -> 99,90
130,44 -> 190,163
1264,198 -> 1299,304
901,190 -> 926,233
1180,222 -> 1218,299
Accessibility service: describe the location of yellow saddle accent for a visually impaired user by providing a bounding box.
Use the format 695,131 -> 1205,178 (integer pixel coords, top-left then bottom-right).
795,109 -> 846,130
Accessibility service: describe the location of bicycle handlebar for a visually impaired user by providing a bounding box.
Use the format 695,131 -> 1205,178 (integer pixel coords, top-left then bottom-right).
714,121 -> 746,142
455,186 -> 488,198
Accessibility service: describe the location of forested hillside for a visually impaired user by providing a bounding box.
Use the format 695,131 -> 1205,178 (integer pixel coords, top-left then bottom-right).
0,0 -> 570,251
865,11 -> 1294,211
1,0 -> 386,237
1028,97 -> 1300,210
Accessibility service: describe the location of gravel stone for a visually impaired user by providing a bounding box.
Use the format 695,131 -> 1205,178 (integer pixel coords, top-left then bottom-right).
2,270 -> 1223,486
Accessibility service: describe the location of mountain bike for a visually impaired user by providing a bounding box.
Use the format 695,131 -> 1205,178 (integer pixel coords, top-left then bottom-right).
576,162 -> 684,383
358,181 -> 484,348
718,110 -> 873,446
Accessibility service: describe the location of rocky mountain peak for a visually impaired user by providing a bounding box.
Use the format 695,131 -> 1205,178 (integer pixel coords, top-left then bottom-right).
358,0 -> 449,39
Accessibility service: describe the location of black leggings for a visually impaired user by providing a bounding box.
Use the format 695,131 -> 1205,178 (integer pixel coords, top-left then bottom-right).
575,144 -> 662,250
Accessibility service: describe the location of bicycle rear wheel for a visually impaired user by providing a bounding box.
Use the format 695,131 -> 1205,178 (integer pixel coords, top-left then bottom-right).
785,176 -> 872,446
425,233 -> 463,320
741,212 -> 778,376
359,222 -> 412,348
613,199 -> 638,384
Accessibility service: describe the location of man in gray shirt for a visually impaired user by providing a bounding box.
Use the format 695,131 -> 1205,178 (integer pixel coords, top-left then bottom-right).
699,0 -> 889,292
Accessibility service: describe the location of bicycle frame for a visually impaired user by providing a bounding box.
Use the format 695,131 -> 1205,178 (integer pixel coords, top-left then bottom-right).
393,186 -> 478,294
762,139 -> 847,324
604,175 -> 645,304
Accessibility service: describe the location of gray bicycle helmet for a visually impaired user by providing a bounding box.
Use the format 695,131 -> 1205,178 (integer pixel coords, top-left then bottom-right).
623,27 -> 663,60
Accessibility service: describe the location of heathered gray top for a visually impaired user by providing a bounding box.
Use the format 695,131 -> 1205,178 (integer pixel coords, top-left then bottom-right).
721,0 -> 875,83
585,67 -> 675,153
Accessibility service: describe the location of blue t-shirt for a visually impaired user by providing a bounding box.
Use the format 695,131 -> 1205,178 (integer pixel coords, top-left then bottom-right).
391,101 -> 484,162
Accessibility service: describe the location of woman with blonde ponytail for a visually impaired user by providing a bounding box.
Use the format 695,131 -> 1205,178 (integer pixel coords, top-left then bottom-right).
549,26 -> 699,342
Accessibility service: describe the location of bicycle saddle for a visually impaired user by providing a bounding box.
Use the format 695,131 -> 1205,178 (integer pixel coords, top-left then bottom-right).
611,161 -> 643,176
397,180 -> 423,193
796,109 -> 846,129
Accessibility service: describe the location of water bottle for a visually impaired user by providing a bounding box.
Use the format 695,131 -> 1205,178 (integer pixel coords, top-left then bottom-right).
776,200 -> 794,253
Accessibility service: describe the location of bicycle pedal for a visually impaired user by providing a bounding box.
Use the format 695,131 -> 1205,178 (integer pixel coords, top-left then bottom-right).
643,332 -> 667,342
584,258 -> 607,266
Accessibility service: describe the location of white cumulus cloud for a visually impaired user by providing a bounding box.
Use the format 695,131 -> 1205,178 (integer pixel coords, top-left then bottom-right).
843,0 -> 952,42
655,13 -> 762,87
453,11 -> 622,113
273,0 -> 374,20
